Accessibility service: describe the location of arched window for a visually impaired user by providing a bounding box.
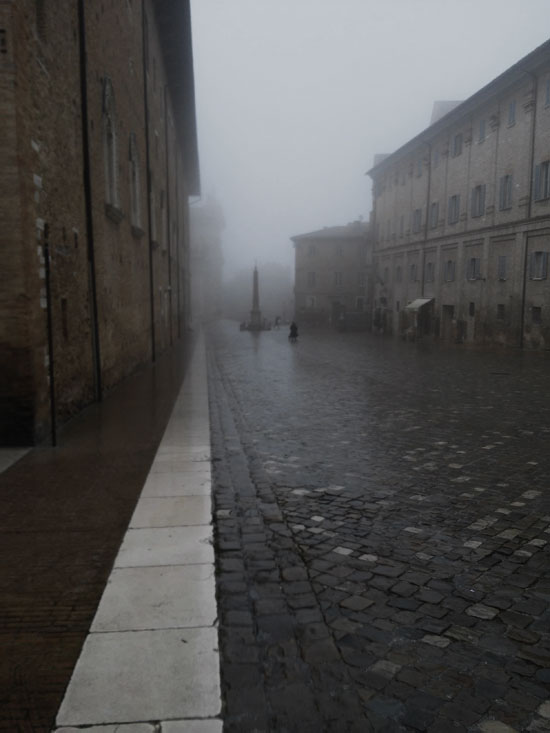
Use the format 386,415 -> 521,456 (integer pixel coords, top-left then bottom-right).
129,132 -> 141,230
102,77 -> 120,212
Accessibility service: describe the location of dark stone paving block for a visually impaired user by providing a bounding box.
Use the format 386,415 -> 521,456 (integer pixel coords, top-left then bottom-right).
257,614 -> 297,643
419,603 -> 449,619
439,702 -> 480,726
302,637 -> 340,664
401,704 -> 436,731
224,610 -> 254,626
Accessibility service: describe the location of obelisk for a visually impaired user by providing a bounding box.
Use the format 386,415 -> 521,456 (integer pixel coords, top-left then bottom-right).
249,265 -> 262,330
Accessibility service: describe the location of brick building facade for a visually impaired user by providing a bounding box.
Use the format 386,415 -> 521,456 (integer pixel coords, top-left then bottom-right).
368,40 -> 550,348
0,0 -> 199,444
292,222 -> 371,328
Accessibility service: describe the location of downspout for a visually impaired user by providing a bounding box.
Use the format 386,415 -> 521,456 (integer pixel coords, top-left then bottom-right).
175,155 -> 181,338
420,141 -> 432,299
520,71 -> 538,349
164,84 -> 173,346
141,1 -> 156,361
43,223 -> 56,446
77,0 -> 102,402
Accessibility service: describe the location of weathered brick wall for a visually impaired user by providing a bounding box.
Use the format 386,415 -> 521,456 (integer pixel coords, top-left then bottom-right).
1,0 -> 195,443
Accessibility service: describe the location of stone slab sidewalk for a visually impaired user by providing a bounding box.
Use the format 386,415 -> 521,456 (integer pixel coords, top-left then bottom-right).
54,333 -> 222,732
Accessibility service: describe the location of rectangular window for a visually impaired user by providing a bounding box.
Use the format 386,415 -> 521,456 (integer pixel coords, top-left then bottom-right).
471,184 -> 486,218
425,262 -> 435,282
307,271 -> 316,287
469,302 -> 475,317
478,119 -> 486,142
412,208 -> 422,234
444,260 -> 455,282
433,150 -> 439,168
448,194 -> 460,224
452,133 -> 463,157
545,79 -> 550,107
334,271 -> 343,286
399,215 -> 404,238
395,265 -> 402,283
499,174 -> 513,210
497,255 -> 507,281
396,300 -> 400,312
466,257 -> 481,281
529,251 -> 548,280
497,304 -> 505,320
534,160 -> 550,201
532,306 -> 542,324
416,159 -> 422,177
429,201 -> 439,229
358,271 -> 366,287
410,263 -> 417,282
0,28 -> 7,54
308,244 -> 317,256
508,100 -> 516,126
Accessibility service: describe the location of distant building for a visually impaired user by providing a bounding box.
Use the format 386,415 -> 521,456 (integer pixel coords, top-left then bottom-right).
368,39 -> 550,348
190,197 -> 225,323
0,0 -> 199,444
291,222 -> 370,328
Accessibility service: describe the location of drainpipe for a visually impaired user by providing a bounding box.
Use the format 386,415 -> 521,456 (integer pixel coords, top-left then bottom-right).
141,1 -> 156,361
43,223 -> 56,446
164,84 -> 173,345
175,155 -> 181,338
77,0 -> 102,402
420,141 -> 432,299
520,71 -> 538,349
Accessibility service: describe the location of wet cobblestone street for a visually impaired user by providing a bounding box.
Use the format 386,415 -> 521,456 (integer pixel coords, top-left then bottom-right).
207,320 -> 550,733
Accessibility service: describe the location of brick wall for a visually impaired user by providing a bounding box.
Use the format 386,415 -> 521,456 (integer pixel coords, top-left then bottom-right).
0,0 -> 196,444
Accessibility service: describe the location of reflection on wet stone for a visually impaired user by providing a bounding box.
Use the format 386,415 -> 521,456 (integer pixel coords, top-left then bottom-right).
208,322 -> 550,732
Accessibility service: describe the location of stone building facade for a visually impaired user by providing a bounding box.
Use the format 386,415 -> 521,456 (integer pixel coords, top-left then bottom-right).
0,0 -> 199,444
368,40 -> 550,348
292,222 -> 370,328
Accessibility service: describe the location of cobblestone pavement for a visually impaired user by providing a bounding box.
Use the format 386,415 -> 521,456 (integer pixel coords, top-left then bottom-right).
206,320 -> 550,733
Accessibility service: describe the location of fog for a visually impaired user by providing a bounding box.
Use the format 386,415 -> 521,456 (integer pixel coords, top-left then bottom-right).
190,0 -> 549,278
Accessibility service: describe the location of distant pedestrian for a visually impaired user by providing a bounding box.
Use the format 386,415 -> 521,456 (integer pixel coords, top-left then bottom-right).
289,321 -> 298,343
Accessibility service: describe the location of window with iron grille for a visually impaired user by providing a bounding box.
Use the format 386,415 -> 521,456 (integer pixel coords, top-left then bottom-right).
529,251 -> 548,280
499,175 -> 513,210
497,304 -> 505,320
532,306 -> 542,324
497,255 -> 507,281
466,257 -> 481,281
452,133 -> 463,157
425,262 -> 435,282
478,119 -> 486,142
429,201 -> 439,229
412,208 -> 422,234
534,161 -> 550,201
471,184 -> 486,218
448,194 -> 460,224
508,100 -> 516,126
444,260 -> 455,282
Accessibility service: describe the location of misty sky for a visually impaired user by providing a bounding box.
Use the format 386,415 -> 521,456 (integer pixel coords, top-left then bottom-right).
190,1 -> 549,278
